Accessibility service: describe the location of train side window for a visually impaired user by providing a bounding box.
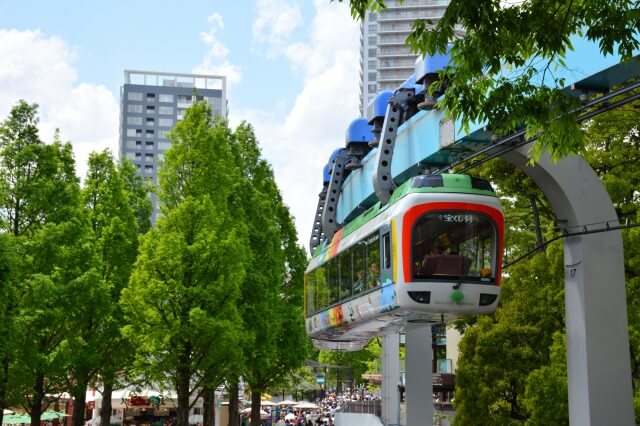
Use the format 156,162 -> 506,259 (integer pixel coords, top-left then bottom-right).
315,265 -> 328,310
327,259 -> 340,305
339,250 -> 352,300
353,241 -> 367,295
366,233 -> 381,289
305,274 -> 315,314
383,233 -> 391,270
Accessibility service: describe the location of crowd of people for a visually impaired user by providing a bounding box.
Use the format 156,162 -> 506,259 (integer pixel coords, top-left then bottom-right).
247,387 -> 381,425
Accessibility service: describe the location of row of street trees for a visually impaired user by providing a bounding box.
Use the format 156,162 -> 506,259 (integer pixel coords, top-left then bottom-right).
0,100 -> 309,426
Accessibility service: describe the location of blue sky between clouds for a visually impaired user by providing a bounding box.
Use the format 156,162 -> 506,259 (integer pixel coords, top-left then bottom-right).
0,0 -> 362,248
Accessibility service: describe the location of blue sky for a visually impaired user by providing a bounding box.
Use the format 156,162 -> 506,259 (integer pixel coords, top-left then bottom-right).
0,0 -> 362,248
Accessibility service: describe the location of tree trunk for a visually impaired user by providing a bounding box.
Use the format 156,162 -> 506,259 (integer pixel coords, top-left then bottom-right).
228,382 -> 239,426
100,379 -> 114,426
29,373 -> 45,426
0,353 -> 10,426
250,391 -> 261,426
202,387 -> 215,426
176,367 -> 191,426
72,384 -> 87,426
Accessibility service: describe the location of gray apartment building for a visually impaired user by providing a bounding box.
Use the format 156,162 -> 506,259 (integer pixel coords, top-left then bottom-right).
119,70 -> 227,223
359,0 -> 448,114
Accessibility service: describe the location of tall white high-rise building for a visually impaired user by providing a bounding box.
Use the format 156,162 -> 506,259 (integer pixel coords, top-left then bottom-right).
359,0 -> 448,114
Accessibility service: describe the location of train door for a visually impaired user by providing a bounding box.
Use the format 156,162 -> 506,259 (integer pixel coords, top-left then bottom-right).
380,225 -> 392,284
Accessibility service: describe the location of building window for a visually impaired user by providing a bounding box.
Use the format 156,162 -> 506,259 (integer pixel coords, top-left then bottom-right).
146,105 -> 155,114
127,104 -> 143,113
146,141 -> 154,148
158,141 -> 171,150
158,106 -> 173,115
144,165 -> 153,173
159,94 -> 174,103
125,152 -> 136,160
125,140 -> 142,149
177,95 -> 192,104
158,118 -> 174,127
147,93 -> 156,102
145,153 -> 154,161
146,129 -> 155,137
126,128 -> 142,137
368,36 -> 377,45
368,84 -> 377,92
177,109 -> 186,120
128,92 -> 143,101
127,116 -> 142,126
146,118 -> 155,126
135,152 -> 142,160
368,72 -> 376,81
368,48 -> 376,56
158,130 -> 170,139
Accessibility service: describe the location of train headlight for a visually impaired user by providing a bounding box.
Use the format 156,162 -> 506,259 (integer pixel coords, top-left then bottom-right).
408,291 -> 431,304
479,293 -> 498,306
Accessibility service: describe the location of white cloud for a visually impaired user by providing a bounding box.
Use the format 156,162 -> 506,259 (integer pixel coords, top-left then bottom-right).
233,0 -> 361,250
0,29 -> 119,180
193,13 -> 242,88
252,0 -> 303,53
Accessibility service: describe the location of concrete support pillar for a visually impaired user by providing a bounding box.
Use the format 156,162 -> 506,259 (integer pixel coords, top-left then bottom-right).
503,148 -> 634,425
406,325 -> 433,426
381,333 -> 400,426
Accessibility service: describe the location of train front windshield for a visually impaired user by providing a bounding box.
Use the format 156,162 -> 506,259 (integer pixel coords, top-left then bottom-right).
412,212 -> 498,282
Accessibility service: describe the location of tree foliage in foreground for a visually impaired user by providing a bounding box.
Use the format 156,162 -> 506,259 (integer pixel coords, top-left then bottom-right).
341,0 -> 639,159
69,151 -> 149,426
0,101 -> 95,426
120,102 -> 246,426
229,122 -> 309,426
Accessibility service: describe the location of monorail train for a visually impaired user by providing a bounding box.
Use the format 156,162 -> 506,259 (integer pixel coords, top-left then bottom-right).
304,174 -> 504,351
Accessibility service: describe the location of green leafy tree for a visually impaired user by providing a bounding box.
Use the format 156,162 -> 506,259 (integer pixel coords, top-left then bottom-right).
64,150 -> 147,426
0,233 -> 18,423
120,102 -> 246,426
228,122 -> 309,426
96,158 -> 151,426
0,101 -> 93,426
341,0 -> 639,159
523,332 -> 568,426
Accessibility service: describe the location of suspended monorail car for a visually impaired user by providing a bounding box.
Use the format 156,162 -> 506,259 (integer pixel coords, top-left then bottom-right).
304,174 -> 504,351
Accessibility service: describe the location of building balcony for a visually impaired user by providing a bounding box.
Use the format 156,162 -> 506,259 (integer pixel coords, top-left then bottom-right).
377,51 -> 416,59
378,73 -> 414,82
379,14 -> 444,23
378,59 -> 415,67
378,37 -> 408,45
378,26 -> 415,34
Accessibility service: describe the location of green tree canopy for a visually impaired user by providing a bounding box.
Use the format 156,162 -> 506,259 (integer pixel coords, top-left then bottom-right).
0,101 -> 95,426
229,122 -> 309,426
120,102 -> 246,426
